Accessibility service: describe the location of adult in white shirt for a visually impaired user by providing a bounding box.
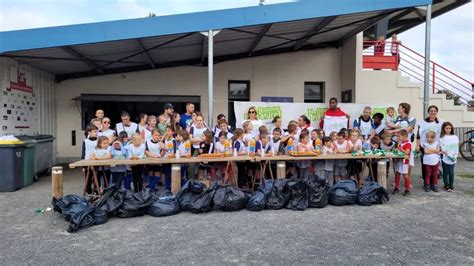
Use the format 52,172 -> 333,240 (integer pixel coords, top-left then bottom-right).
115,111 -> 139,139
98,117 -> 115,144
417,105 -> 444,181
241,106 -> 264,138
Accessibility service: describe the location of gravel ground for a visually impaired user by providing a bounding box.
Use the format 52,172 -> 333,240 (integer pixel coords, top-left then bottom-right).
0,159 -> 473,264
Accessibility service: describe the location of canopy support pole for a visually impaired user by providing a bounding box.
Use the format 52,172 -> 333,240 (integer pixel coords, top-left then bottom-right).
201,30 -> 220,127
423,4 -> 432,117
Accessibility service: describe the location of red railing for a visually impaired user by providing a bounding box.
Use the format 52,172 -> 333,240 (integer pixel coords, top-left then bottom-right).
363,41 -> 474,106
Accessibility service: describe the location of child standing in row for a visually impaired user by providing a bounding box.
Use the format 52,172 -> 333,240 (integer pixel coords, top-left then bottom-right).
82,125 -> 99,194
145,129 -> 163,192
322,137 -> 335,186
91,136 -> 112,189
110,131 -> 128,188
422,131 -> 440,192
127,133 -> 146,192
333,131 -> 350,181
296,133 -> 314,179
439,122 -> 459,192
394,130 -> 412,196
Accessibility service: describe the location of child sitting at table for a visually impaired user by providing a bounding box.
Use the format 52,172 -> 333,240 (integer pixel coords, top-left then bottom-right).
322,136 -> 335,186
242,121 -> 254,144
198,130 -> 216,180
256,132 -> 272,156
144,129 -> 163,192
110,132 -> 128,188
91,136 -> 112,189
333,131 -> 350,181
296,133 -> 314,179
394,129 -> 412,196
349,130 -> 363,152
126,133 -> 146,192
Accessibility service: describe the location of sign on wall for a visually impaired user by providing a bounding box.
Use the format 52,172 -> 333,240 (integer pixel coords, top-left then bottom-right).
0,67 -> 39,135
234,101 -> 397,130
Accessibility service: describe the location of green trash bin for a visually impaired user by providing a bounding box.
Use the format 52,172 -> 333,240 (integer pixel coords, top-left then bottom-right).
15,136 -> 37,187
0,142 -> 25,192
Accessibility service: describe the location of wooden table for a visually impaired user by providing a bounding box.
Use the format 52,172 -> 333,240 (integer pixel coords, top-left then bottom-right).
70,154 -> 402,195
70,156 -> 254,195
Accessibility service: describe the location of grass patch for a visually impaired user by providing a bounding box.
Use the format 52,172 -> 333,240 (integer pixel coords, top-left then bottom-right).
458,173 -> 474,179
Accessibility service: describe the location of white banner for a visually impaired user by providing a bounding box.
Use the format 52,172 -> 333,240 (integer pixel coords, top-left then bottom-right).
234,101 -> 397,130
323,116 -> 348,136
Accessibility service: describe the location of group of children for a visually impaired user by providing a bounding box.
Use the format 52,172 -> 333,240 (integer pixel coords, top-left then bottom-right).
81,106 -> 459,196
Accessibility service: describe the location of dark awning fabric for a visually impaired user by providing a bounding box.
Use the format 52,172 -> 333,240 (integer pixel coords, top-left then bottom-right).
72,94 -> 200,103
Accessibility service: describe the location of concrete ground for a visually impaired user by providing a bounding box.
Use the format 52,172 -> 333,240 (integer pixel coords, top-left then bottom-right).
0,159 -> 473,264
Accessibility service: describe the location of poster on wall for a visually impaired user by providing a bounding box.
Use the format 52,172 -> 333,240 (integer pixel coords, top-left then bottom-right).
234,101 -> 397,130
0,67 -> 39,136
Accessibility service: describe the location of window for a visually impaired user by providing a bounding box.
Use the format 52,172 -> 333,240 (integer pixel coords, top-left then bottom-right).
304,82 -> 325,103
228,80 -> 250,128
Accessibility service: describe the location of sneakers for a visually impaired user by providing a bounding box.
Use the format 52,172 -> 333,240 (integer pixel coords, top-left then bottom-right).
447,188 -> 454,192
403,190 -> 411,196
392,188 -> 400,195
432,186 -> 439,193
424,186 -> 430,192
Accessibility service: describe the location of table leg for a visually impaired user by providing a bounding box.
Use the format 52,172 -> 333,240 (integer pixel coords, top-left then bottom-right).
171,164 -> 181,195
83,166 -> 91,196
277,161 -> 286,179
91,167 -> 101,196
377,160 -> 388,189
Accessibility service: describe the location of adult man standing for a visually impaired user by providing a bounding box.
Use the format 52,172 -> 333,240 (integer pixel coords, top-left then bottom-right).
180,102 -> 195,130
115,111 -> 139,139
353,106 -> 375,140
319,97 -> 350,135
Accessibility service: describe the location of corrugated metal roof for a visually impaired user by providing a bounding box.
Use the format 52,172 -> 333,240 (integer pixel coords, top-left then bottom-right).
0,0 -> 467,81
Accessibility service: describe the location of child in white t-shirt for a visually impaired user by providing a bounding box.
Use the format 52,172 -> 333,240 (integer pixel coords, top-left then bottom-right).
439,122 -> 459,192
322,137 -> 335,186
384,107 -> 400,130
422,131 -> 440,192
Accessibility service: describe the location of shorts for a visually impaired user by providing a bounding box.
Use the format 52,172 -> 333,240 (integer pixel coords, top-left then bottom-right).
409,151 -> 415,167
335,159 -> 348,167
396,160 -> 409,174
146,164 -> 162,172
334,166 -> 348,177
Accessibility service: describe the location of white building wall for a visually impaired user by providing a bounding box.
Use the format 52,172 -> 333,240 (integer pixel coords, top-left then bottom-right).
56,48 -> 342,161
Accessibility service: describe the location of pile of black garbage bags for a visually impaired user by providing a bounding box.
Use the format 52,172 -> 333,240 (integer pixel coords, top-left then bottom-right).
52,176 -> 389,233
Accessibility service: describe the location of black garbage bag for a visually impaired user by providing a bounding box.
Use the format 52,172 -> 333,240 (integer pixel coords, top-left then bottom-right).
265,179 -> 291,210
116,189 -> 158,218
286,179 -> 308,211
247,179 -> 273,211
52,195 -> 107,233
305,175 -> 329,208
94,185 -> 126,216
329,180 -> 358,206
147,191 -> 180,217
177,181 -> 216,214
214,185 -> 250,212
357,182 -> 389,206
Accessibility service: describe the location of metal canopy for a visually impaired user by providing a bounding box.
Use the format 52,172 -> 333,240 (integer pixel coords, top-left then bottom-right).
0,0 -> 466,82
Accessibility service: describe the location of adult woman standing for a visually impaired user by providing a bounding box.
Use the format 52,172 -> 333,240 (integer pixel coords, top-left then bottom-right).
242,106 -> 264,138
386,103 -> 416,190
417,105 -> 444,182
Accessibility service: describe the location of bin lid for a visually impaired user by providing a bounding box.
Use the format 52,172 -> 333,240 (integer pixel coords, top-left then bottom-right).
15,135 -> 37,145
31,135 -> 55,142
0,140 -> 25,147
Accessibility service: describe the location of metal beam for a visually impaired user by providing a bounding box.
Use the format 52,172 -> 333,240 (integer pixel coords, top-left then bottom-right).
248,24 -> 272,56
136,39 -> 156,69
61,46 -> 104,74
200,34 -> 207,65
364,8 -> 415,37
294,16 -> 336,51
92,33 -> 195,72
339,10 -> 398,44
414,8 -> 425,21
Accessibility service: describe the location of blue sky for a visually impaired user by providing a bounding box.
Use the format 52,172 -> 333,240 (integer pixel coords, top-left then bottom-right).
0,0 -> 472,80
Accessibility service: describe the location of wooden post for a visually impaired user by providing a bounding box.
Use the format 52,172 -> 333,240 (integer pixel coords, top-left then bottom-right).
277,161 -> 286,179
377,160 -> 387,189
52,166 -> 63,199
171,164 -> 181,195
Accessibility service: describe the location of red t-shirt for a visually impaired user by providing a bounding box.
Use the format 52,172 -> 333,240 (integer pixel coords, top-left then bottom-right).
319,107 -> 350,128
400,140 -> 412,165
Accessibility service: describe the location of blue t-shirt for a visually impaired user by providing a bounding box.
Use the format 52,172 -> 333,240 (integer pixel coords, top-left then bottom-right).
180,113 -> 193,129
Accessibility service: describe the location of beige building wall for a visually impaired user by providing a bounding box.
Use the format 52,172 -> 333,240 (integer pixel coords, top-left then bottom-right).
56,48 -> 343,161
